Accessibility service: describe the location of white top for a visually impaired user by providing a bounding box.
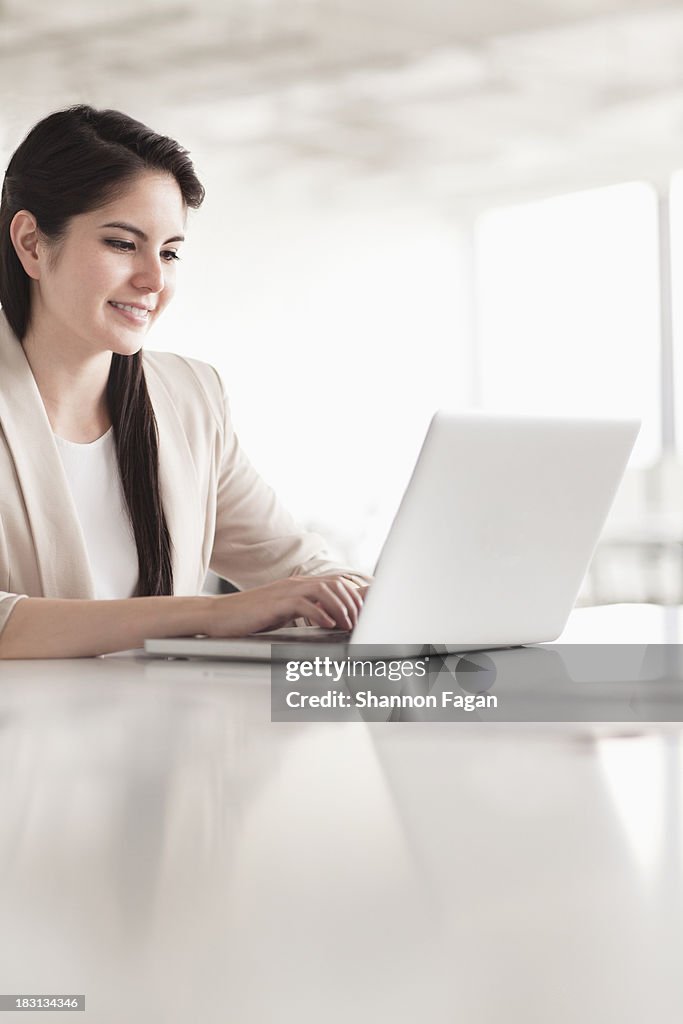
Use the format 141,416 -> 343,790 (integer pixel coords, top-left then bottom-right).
54,428 -> 139,600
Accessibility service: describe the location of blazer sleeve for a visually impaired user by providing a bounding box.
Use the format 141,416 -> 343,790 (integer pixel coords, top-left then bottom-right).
0,593 -> 27,637
207,375 -> 371,591
0,516 -> 27,637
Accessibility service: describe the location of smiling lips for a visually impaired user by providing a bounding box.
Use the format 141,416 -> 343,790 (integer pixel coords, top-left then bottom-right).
109,301 -> 152,321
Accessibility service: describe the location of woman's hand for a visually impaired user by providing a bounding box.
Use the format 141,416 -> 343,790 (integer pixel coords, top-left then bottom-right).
206,575 -> 367,638
0,579 -> 369,659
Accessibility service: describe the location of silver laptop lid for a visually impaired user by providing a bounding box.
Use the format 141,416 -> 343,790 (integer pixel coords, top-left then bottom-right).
351,411 -> 639,647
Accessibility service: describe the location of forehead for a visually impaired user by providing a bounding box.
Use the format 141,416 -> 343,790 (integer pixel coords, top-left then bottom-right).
82,172 -> 186,233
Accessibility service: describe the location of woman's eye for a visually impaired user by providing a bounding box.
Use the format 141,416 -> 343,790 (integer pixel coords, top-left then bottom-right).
104,239 -> 180,262
105,239 -> 135,252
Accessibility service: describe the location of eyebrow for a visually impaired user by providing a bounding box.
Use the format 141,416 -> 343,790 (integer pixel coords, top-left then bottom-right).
99,221 -> 185,244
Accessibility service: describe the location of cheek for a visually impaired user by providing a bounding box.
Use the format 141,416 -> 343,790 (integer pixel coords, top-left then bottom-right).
66,262 -> 112,304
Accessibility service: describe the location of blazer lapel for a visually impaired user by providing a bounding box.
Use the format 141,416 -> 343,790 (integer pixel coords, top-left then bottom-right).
0,311 -> 95,599
143,358 -> 204,595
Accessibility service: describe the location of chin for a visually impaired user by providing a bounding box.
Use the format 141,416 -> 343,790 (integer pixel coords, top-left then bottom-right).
108,331 -> 147,357
110,342 -> 145,359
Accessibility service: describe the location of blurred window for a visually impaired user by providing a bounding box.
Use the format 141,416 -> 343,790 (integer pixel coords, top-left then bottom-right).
475,183 -> 661,466
668,170 -> 683,448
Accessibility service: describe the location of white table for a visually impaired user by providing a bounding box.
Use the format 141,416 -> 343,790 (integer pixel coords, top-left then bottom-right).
1,604 -> 682,1022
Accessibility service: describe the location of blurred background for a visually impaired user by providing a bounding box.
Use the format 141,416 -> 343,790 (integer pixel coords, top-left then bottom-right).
2,0 -> 683,602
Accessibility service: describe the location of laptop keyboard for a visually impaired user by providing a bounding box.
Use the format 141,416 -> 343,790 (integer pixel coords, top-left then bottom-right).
251,628 -> 351,644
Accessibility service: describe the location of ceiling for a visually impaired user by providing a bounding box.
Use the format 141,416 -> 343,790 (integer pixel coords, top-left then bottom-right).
2,0 -> 683,211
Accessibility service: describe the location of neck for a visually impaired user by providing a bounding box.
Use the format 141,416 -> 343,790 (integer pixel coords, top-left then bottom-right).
22,311 -> 113,444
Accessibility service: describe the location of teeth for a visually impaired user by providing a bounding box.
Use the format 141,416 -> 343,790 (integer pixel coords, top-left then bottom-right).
110,302 -> 149,318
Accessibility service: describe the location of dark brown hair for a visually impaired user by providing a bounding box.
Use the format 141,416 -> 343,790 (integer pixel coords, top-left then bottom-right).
0,105 -> 205,596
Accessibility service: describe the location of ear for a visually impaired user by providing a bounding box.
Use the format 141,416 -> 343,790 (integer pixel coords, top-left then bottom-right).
9,210 -> 44,281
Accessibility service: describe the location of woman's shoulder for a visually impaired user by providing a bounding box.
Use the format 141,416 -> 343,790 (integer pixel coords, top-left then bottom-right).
142,349 -> 226,435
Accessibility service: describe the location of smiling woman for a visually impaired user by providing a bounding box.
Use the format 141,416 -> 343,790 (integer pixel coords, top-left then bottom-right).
0,105 -> 370,658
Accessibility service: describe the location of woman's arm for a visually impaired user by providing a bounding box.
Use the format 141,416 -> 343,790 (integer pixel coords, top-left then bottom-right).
198,365 -> 372,590
0,575 -> 365,660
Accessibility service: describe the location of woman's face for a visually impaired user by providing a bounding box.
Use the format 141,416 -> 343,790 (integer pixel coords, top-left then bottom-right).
31,171 -> 186,357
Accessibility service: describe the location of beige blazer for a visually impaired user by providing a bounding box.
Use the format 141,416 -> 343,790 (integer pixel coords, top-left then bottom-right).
0,310 -> 368,635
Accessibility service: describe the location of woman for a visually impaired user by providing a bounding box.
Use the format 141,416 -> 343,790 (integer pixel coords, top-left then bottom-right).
0,105 -> 369,659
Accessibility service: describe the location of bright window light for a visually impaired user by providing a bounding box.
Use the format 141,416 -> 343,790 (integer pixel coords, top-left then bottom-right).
668,170 -> 683,448
475,183 -> 661,466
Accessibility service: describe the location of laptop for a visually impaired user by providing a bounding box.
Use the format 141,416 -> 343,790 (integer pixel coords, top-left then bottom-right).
144,410 -> 640,661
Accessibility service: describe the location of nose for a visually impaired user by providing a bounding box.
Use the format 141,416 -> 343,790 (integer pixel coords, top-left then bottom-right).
131,253 -> 165,295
